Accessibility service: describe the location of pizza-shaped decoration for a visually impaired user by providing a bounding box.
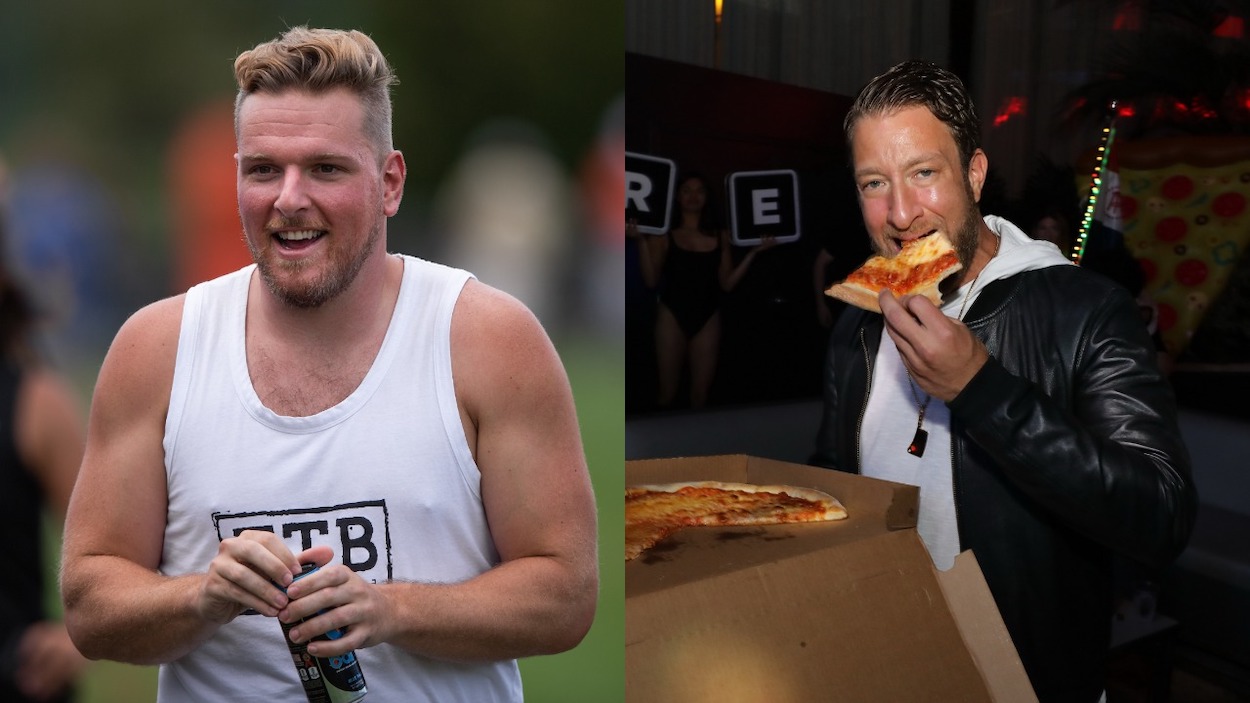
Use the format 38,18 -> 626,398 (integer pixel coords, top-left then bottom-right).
1079,137 -> 1250,358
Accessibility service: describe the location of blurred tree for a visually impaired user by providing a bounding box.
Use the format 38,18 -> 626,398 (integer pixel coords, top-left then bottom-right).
0,0 -> 622,300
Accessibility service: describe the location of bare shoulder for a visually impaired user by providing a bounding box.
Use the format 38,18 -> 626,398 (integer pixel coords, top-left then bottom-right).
451,279 -> 553,357
63,295 -> 189,580
94,294 -> 186,408
111,294 -> 186,354
450,279 -> 571,420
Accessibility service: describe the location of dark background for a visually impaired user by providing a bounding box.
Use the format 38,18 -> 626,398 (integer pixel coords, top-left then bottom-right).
626,3 -> 1250,698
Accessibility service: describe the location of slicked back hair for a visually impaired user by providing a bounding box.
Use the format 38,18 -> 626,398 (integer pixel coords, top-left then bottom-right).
844,60 -> 982,172
233,26 -> 398,159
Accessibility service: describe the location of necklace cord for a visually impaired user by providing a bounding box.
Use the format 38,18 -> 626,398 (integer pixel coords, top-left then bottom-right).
900,232 -> 999,455
957,233 -> 1001,320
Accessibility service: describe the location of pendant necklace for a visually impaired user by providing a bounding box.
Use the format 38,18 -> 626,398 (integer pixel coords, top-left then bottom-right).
903,371 -> 931,457
902,234 -> 1000,458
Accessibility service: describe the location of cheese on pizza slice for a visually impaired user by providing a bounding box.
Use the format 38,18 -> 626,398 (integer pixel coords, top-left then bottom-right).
826,234 -> 963,313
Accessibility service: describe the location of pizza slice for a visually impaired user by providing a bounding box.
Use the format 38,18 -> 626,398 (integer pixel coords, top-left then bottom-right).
625,519 -> 679,562
625,481 -> 847,561
825,233 -> 963,313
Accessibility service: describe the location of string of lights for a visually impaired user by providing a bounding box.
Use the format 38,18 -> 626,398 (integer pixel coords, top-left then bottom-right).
1073,100 -> 1119,264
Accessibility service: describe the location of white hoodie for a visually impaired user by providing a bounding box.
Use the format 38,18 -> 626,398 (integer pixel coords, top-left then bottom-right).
860,215 -> 1071,570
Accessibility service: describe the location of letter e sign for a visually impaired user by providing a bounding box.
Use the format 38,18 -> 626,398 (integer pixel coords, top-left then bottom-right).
727,169 -> 801,246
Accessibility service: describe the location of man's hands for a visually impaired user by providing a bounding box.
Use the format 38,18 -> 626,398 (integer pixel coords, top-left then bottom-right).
879,290 -> 988,402
199,531 -> 364,656
280,561 -> 394,658
197,530 -> 384,658
196,531 -> 329,623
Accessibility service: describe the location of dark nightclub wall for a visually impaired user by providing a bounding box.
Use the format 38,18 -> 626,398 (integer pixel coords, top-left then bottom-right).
626,52 -> 869,414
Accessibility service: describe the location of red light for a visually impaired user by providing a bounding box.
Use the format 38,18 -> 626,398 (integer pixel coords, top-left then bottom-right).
1213,15 -> 1244,39
992,96 -> 1027,127
1190,95 -> 1218,121
1113,0 -> 1144,31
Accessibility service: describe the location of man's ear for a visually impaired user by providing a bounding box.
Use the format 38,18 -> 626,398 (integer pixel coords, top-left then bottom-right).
967,149 -> 988,203
382,150 -> 406,217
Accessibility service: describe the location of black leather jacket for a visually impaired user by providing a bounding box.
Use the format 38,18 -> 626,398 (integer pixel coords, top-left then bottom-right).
812,264 -> 1196,703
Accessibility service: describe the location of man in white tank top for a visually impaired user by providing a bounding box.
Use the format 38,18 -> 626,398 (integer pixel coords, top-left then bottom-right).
59,27 -> 598,703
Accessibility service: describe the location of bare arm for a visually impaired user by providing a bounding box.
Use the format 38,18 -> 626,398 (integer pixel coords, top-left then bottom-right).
61,297 -> 200,663
61,297 -> 305,664
630,221 -> 667,290
281,280 -> 599,662
719,231 -> 776,292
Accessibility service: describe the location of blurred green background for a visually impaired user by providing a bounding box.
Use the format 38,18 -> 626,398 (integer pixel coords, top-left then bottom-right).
5,2 -> 623,702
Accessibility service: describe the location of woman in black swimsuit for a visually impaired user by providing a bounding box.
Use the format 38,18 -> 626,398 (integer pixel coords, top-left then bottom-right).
630,172 -> 774,408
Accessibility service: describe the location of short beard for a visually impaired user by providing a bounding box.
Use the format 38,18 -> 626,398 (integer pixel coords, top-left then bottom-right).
248,222 -> 381,309
941,181 -> 984,296
952,198 -> 982,270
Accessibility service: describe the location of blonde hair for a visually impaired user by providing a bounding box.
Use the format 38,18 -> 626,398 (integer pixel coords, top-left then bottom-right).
233,26 -> 399,155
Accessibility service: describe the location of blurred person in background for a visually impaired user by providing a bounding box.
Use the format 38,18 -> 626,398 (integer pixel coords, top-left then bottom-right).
629,172 -> 776,409
1027,207 -> 1075,257
4,141 -> 127,374
0,154 -> 91,703
811,244 -> 850,331
1030,206 -> 1172,373
166,101 -> 255,290
575,95 -> 625,342
59,26 -> 597,703
435,119 -> 572,332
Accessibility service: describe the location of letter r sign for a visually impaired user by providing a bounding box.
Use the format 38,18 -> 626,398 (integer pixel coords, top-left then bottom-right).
625,152 -> 677,235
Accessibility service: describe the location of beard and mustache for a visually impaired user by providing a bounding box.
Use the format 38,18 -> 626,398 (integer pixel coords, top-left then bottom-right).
245,217 -> 382,309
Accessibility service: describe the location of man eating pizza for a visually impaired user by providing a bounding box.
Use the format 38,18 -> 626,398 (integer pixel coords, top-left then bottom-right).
811,60 -> 1195,703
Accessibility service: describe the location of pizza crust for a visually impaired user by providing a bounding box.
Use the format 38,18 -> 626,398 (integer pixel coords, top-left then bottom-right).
826,277 -> 946,313
825,280 -> 890,313
625,520 -> 678,562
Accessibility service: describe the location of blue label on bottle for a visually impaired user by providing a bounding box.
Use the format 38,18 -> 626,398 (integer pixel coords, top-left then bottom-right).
281,564 -> 368,703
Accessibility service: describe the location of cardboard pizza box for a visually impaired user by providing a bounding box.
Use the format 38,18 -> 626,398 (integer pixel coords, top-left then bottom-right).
625,454 -> 1037,703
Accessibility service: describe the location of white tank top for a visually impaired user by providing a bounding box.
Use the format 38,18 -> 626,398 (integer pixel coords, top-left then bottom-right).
157,255 -> 522,702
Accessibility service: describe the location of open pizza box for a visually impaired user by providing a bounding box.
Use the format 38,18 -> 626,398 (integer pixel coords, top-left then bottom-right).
625,454 -> 1037,702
